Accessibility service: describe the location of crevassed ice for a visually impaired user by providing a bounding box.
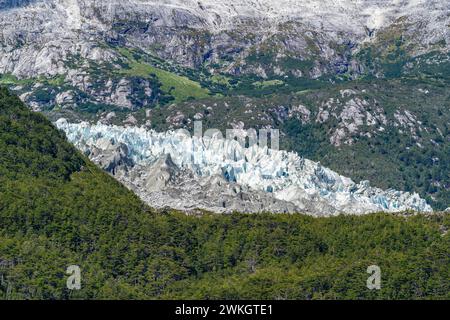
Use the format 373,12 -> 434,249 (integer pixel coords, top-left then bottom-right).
56,119 -> 433,214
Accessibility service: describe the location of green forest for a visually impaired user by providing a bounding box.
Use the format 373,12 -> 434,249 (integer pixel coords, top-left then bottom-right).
0,87 -> 448,300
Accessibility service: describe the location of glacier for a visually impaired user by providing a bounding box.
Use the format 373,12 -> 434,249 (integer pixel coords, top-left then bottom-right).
56,118 -> 433,216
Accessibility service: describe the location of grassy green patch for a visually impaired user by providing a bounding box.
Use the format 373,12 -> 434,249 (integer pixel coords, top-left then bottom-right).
253,79 -> 284,88
118,48 -> 210,104
210,74 -> 232,87
0,74 -> 33,86
0,73 -> 66,88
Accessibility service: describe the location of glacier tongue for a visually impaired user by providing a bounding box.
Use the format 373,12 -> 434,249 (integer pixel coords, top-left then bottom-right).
56,118 -> 432,215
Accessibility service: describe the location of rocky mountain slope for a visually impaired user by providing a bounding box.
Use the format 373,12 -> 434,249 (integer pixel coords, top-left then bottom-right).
0,0 -> 448,110
0,0 -> 449,211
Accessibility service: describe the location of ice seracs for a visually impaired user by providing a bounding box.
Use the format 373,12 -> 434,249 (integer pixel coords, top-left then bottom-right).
56,118 -> 432,215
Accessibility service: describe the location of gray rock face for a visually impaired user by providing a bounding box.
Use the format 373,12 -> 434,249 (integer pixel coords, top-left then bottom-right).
0,0 -> 448,111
